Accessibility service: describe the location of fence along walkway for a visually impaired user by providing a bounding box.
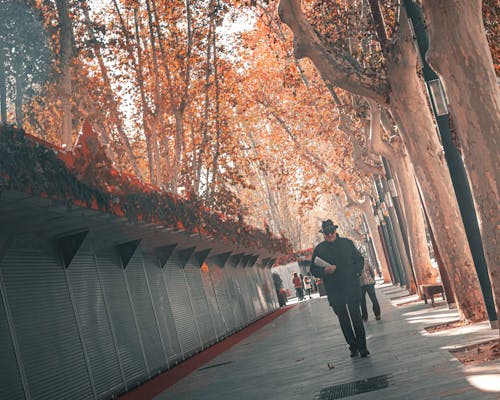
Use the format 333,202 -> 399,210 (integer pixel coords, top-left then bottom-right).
0,218 -> 279,400
153,284 -> 499,400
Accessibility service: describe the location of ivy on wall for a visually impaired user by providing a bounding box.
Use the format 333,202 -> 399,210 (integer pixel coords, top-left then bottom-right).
0,125 -> 292,254
275,248 -> 313,266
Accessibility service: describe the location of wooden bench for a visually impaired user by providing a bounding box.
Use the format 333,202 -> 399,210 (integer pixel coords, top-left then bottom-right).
420,283 -> 445,306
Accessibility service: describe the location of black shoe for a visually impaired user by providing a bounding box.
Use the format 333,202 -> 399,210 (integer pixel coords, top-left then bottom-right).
350,349 -> 359,357
362,317 -> 368,322
375,315 -> 381,320
360,349 -> 370,358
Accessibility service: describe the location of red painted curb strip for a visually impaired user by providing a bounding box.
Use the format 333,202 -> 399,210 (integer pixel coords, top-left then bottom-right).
118,305 -> 296,400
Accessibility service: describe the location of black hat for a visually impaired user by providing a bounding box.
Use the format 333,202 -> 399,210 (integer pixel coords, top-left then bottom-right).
320,219 -> 338,233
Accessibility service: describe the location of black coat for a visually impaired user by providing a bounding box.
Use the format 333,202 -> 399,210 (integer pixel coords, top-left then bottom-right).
310,237 -> 364,306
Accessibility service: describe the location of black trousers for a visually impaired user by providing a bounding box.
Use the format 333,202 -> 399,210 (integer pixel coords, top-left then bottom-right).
332,300 -> 367,351
360,284 -> 381,319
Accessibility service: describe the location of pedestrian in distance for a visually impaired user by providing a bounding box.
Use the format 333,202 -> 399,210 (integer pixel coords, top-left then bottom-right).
303,275 -> 312,299
310,220 -> 370,358
278,287 -> 288,307
359,253 -> 381,321
292,272 -> 304,301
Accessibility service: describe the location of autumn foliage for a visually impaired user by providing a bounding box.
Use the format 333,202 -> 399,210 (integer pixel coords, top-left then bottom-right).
0,0 -> 498,254
0,124 -> 291,254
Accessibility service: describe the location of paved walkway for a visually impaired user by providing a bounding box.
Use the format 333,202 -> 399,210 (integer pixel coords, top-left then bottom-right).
147,284 -> 498,400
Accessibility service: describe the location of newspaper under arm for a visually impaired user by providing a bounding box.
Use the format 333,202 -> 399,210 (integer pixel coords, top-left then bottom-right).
314,256 -> 336,273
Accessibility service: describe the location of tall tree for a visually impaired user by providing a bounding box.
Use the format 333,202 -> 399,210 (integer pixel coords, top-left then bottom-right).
421,0 -> 500,331
278,0 -> 487,321
367,102 -> 439,286
253,0 -> 432,288
80,1 -> 143,178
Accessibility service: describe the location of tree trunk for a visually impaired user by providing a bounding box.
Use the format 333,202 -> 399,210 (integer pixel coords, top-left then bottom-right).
369,102 -> 438,287
336,179 -> 392,283
390,147 -> 439,286
170,109 -> 186,193
387,12 -> 486,321
246,130 -> 283,234
0,47 -> 6,123
129,6 -> 155,184
14,72 -> 23,128
195,13 -> 214,194
83,3 -> 142,179
145,0 -> 163,186
210,23 -> 221,198
378,175 -> 415,291
422,0 -> 500,330
358,199 -> 392,283
55,0 -> 73,149
154,0 -> 193,192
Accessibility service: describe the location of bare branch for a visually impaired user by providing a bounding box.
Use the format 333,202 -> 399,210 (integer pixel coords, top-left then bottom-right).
367,99 -> 393,157
352,138 -> 384,176
335,175 -> 369,208
278,0 -> 390,105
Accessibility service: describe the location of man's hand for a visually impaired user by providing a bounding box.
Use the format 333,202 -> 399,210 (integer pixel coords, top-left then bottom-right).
325,265 -> 337,274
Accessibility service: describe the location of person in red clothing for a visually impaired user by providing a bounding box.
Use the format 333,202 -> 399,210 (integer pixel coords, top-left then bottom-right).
292,272 -> 304,301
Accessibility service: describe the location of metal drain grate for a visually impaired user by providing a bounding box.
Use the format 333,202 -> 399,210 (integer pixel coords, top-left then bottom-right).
198,361 -> 233,371
314,374 -> 393,400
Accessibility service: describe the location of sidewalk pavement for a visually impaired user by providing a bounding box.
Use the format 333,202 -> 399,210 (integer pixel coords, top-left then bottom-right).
153,284 -> 499,400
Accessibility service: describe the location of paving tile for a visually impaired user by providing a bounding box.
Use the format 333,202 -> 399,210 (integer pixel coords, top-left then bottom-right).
154,285 -> 499,400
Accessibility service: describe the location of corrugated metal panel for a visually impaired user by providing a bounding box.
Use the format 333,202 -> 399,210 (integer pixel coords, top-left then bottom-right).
223,266 -> 245,329
0,272 -> 25,400
262,268 -> 278,311
250,267 -> 263,317
247,268 -> 264,318
1,248 -> 93,400
68,251 -> 124,399
95,250 -> 147,387
247,267 -> 263,319
143,256 -> 182,365
184,262 -> 216,346
237,266 -> 254,323
233,264 -> 249,327
263,268 -> 275,312
235,265 -> 253,324
208,262 -> 234,333
247,268 -> 259,320
125,254 -> 166,376
163,253 -> 201,357
256,267 -> 270,315
265,268 -> 278,311
200,263 -> 225,339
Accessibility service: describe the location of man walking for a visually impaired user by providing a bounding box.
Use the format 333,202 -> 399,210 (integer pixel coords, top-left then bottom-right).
310,220 -> 369,357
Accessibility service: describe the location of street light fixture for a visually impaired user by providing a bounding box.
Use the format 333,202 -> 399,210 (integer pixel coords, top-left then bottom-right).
427,79 -> 449,116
